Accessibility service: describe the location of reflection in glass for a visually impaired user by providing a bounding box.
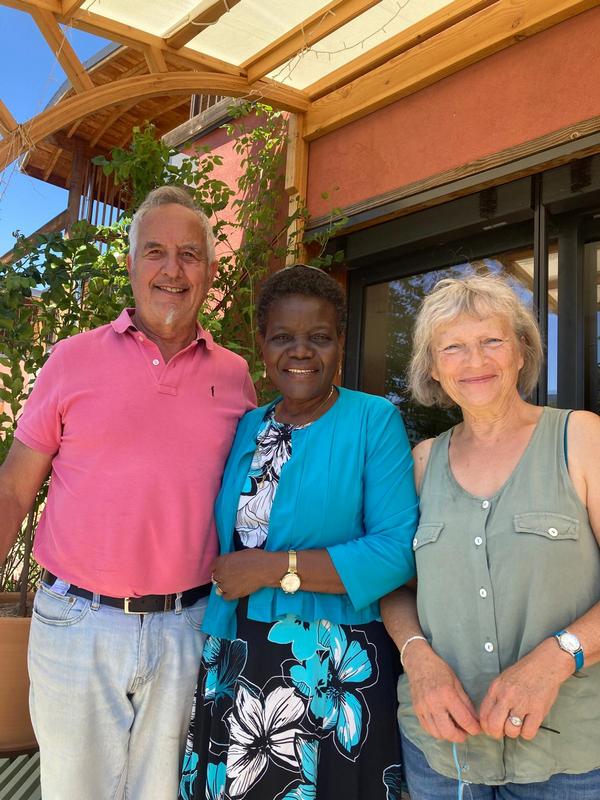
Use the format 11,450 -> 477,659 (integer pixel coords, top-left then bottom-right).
361,250 -> 535,443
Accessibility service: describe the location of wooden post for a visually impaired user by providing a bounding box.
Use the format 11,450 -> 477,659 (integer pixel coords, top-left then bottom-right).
66,143 -> 86,231
284,113 -> 309,264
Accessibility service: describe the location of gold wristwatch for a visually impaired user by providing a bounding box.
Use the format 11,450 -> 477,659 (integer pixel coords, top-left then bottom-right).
280,550 -> 301,594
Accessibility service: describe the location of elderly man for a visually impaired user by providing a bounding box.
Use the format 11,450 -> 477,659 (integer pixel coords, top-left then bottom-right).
0,186 -> 256,799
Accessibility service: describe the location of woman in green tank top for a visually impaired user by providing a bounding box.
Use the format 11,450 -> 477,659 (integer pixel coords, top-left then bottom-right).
382,273 -> 600,799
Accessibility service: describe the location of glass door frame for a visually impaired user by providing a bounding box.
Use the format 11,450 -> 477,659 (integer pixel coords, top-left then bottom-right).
345,221 -> 537,394
342,159 -> 600,413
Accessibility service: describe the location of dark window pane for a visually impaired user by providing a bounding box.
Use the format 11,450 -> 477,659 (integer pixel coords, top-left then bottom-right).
360,250 -> 535,443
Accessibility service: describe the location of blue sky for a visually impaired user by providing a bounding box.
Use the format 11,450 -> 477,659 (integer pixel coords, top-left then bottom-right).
0,6 -> 109,255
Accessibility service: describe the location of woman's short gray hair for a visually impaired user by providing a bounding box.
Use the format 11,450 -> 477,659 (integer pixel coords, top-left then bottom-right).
409,273 -> 544,408
128,185 -> 215,263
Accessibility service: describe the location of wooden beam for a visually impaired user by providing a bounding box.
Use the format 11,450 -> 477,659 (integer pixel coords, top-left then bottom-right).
244,0 -> 382,84
166,0 -> 241,49
46,130 -> 106,159
114,97 -> 188,147
70,9 -> 243,75
144,46 -> 168,73
285,114 -> 309,263
1,0 -> 60,13
66,142 -> 86,228
0,98 -> 18,138
0,209 -> 69,264
305,0 -> 600,139
90,100 -> 139,147
2,0 -> 244,75
43,146 -> 62,180
0,72 -> 310,170
31,7 -> 95,93
307,0 -> 497,99
61,0 -> 84,21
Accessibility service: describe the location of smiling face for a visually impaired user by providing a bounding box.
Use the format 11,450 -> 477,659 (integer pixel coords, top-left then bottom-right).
127,203 -> 216,336
259,294 -> 343,406
431,313 -> 524,412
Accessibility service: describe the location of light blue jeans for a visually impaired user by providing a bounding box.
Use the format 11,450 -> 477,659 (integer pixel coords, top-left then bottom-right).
28,579 -> 207,800
402,733 -> 600,800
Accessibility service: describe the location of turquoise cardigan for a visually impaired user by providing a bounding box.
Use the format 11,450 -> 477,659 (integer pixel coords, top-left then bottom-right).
202,387 -> 418,638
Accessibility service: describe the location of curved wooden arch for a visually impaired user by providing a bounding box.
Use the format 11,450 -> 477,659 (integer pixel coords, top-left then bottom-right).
0,72 -> 310,169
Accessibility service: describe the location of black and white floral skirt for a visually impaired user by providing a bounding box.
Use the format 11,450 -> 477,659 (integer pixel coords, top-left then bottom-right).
179,604 -> 403,800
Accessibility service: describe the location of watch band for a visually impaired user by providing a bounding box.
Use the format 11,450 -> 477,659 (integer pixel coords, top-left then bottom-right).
288,549 -> 297,574
554,629 -> 584,671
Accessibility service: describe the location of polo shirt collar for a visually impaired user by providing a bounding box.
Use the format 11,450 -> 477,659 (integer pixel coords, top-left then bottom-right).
111,308 -> 215,350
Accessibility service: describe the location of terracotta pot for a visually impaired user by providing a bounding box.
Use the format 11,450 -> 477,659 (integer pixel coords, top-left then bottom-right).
0,593 -> 37,756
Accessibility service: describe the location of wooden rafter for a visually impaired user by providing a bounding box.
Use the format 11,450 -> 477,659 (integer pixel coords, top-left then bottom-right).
43,147 -> 62,180
114,97 -> 189,147
306,0 -> 497,99
144,46 -> 168,73
90,100 -> 139,147
31,6 -> 94,93
1,0 -> 59,13
166,0 -> 242,50
2,0 -> 243,75
61,0 -> 84,21
72,10 -> 242,75
244,0 -> 382,85
0,98 -> 18,137
0,72 -> 310,169
304,0 -> 600,139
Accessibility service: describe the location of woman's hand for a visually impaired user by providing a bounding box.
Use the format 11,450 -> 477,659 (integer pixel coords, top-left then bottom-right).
403,641 -> 481,743
478,638 -> 573,740
211,550 -> 285,599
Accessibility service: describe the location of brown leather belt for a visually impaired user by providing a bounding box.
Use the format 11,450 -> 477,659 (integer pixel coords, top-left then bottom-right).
41,569 -> 211,614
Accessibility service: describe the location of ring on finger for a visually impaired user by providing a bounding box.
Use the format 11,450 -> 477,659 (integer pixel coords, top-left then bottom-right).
508,714 -> 524,728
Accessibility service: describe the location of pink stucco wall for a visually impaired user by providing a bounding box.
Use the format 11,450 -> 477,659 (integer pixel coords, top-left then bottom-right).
307,7 -> 600,218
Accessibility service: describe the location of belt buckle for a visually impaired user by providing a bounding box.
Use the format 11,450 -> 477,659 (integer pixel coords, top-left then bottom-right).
123,597 -> 148,615
123,596 -> 173,614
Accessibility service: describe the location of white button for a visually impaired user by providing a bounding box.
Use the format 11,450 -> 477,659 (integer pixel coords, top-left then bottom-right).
152,359 -> 160,366
412,538 -> 418,548
474,536 -> 483,546
479,588 -> 488,598
548,527 -> 558,537
484,642 -> 494,653
481,500 -> 490,509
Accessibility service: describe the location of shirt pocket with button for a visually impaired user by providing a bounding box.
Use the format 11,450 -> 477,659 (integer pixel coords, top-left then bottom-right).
412,522 -> 445,551
513,512 -> 579,541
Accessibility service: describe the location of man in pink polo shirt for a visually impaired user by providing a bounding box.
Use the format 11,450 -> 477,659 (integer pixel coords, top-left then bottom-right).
0,186 -> 256,799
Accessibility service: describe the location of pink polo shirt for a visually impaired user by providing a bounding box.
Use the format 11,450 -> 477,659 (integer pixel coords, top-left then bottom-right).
16,309 -> 256,597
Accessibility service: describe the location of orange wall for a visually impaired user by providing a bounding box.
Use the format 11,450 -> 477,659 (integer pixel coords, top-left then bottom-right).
183,124 -> 247,257
307,7 -> 600,218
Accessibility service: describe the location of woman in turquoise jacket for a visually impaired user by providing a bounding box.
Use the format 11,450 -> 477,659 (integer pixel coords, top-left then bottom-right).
180,265 -> 418,800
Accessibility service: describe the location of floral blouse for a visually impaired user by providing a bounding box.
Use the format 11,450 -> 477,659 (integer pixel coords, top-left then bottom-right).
233,409 -> 301,551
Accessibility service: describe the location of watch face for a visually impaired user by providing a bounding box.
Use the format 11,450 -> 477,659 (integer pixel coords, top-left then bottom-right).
559,632 -> 580,653
280,572 -> 301,594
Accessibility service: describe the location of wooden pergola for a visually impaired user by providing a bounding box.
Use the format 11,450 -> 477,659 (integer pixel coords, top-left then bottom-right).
1,0 -> 598,231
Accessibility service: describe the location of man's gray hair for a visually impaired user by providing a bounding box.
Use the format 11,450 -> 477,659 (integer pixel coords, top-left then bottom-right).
409,272 -> 544,408
128,185 -> 216,263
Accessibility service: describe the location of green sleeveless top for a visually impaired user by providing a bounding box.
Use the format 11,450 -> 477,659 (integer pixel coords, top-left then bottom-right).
398,407 -> 600,785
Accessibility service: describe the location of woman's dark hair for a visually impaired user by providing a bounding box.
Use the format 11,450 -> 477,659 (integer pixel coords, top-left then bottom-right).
257,264 -> 347,336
